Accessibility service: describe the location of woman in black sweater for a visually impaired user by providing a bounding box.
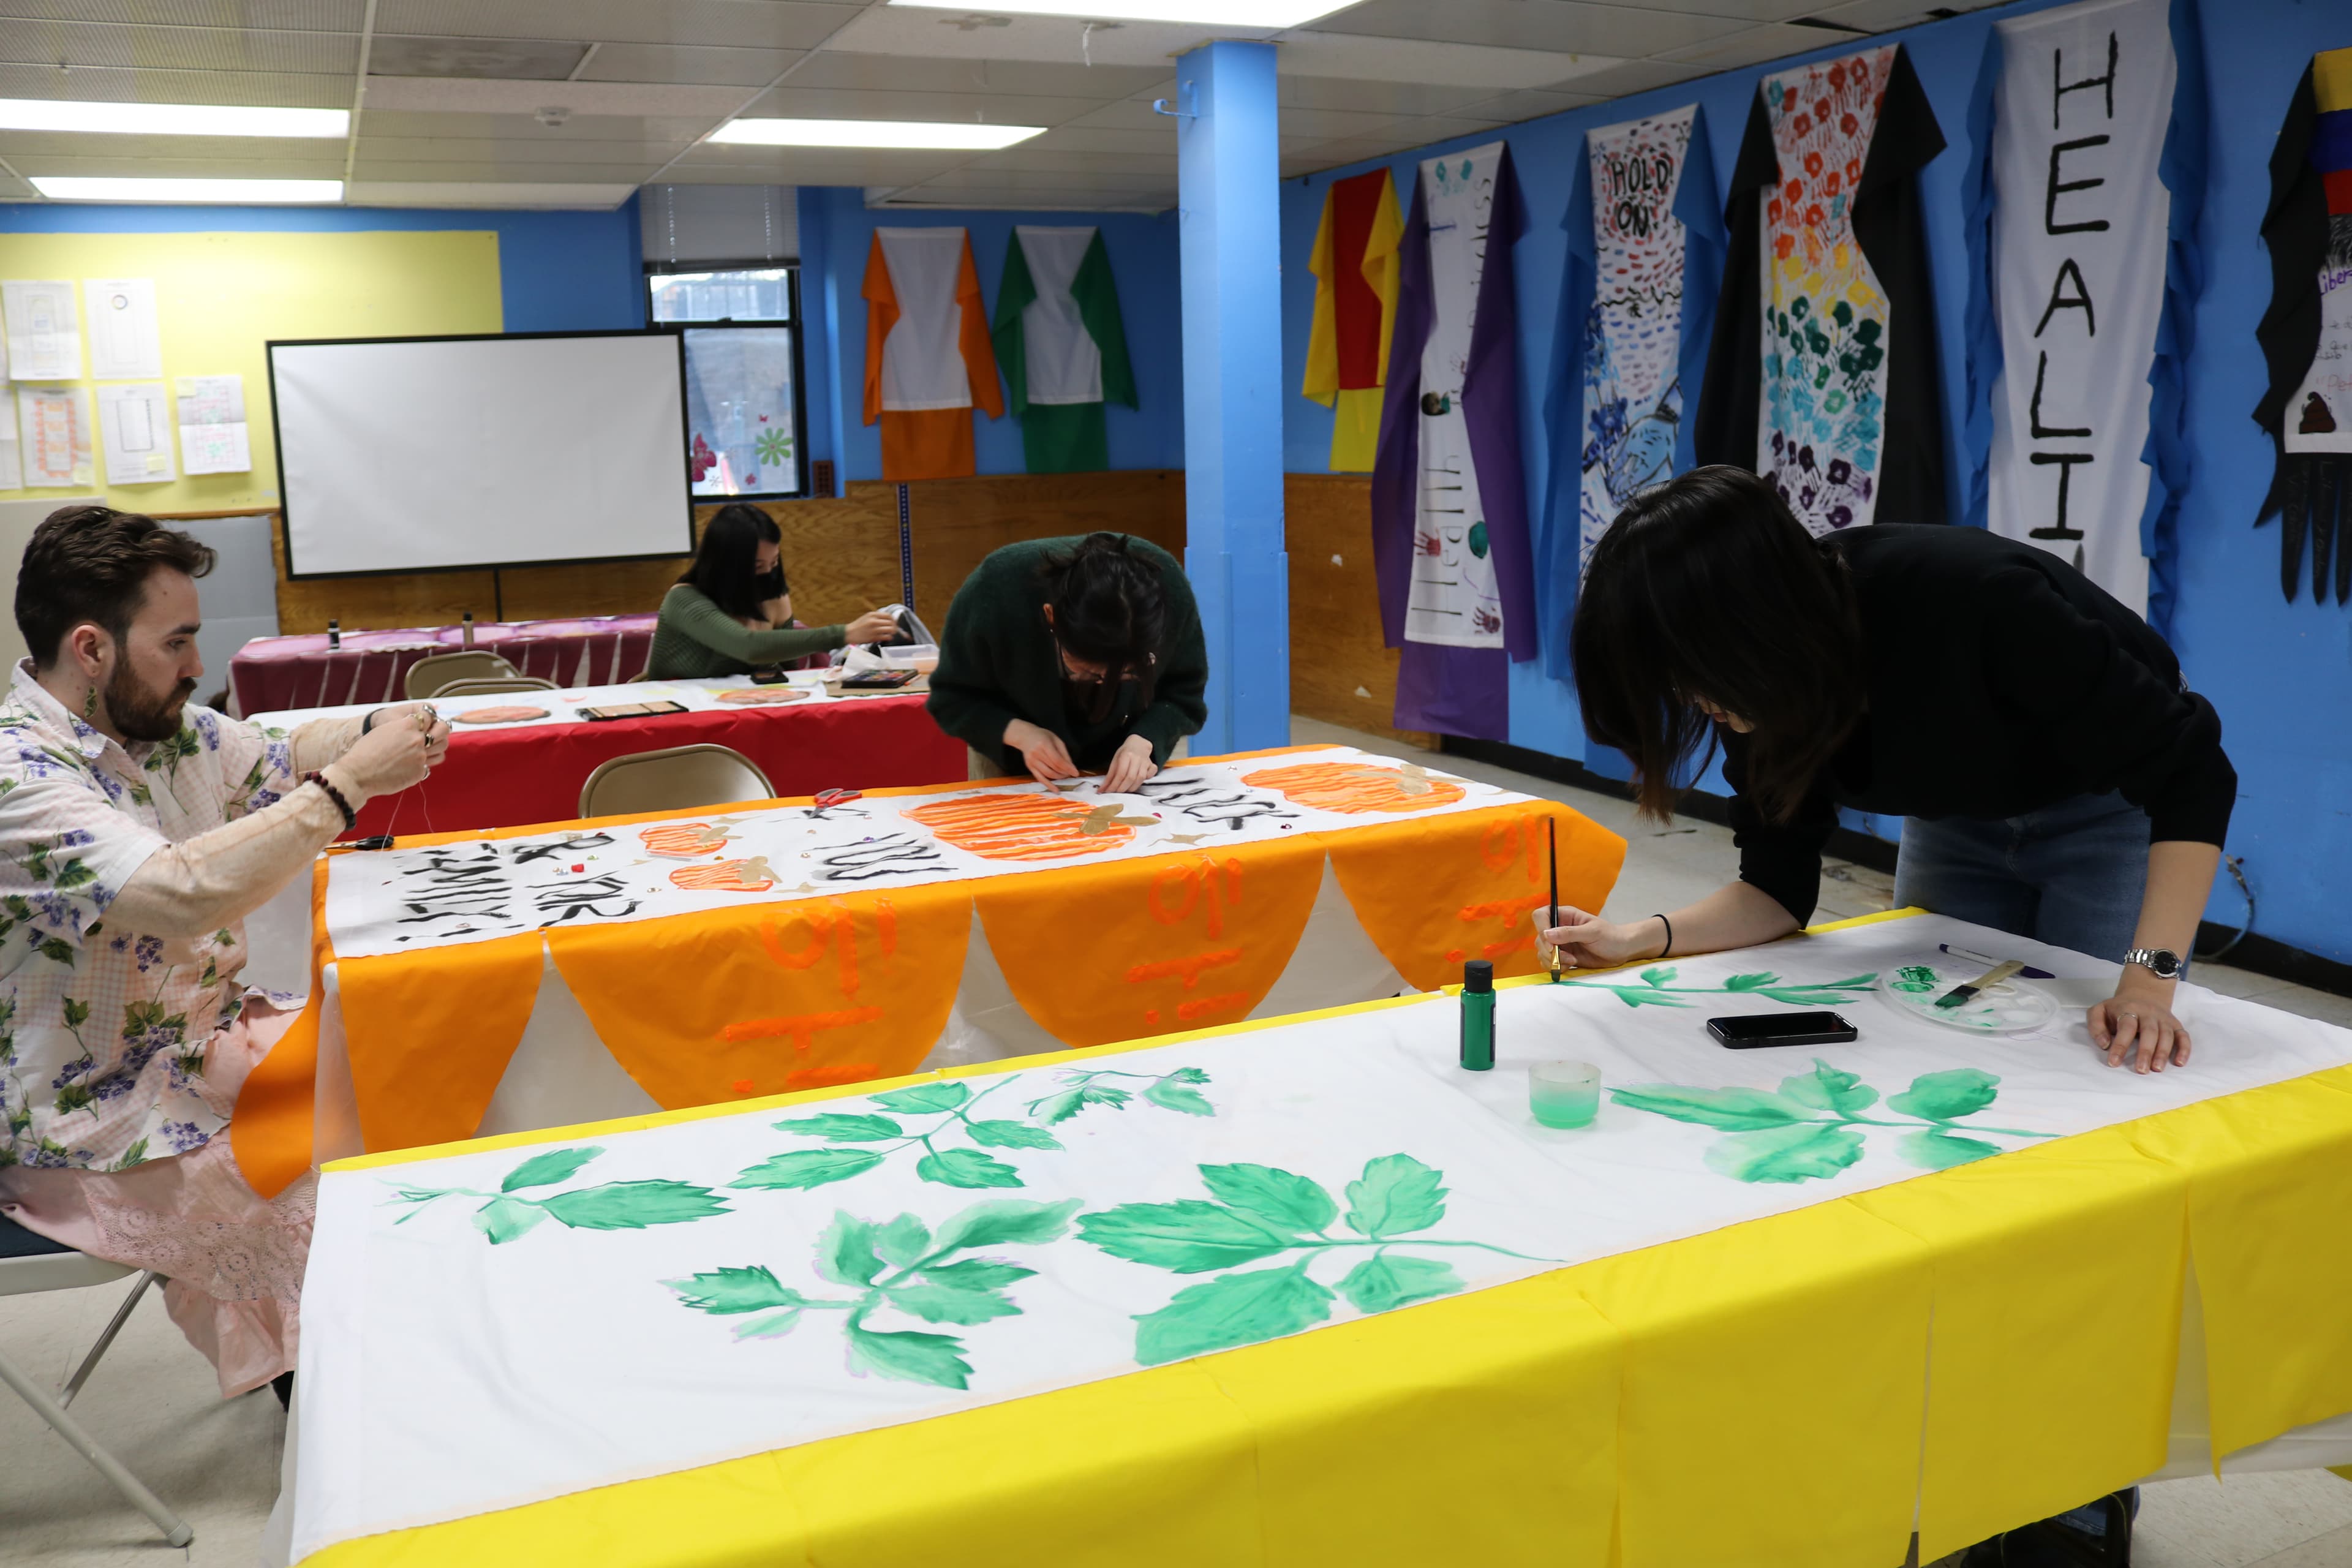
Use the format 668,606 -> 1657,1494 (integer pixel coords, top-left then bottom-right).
1543,467 -> 2234,1077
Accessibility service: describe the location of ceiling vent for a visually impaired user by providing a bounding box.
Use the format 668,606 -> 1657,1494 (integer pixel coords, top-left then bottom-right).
368,36 -> 590,81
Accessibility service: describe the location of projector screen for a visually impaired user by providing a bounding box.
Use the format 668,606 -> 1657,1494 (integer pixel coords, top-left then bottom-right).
270,332 -> 692,578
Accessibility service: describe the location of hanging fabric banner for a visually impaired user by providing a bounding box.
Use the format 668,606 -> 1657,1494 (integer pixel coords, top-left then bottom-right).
862,227 -> 1002,482
1977,0 -> 2184,619
2253,46 -> 2352,606
1302,168 -> 1404,473
1696,44 -> 1948,535
1371,141 -> 1538,742
992,225 -> 1136,475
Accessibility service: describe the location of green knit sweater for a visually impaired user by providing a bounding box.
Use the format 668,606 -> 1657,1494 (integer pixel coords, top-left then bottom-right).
927,535 -> 1207,774
646,583 -> 845,679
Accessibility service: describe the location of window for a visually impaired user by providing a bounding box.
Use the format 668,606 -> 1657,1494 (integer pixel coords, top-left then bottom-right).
646,263 -> 807,500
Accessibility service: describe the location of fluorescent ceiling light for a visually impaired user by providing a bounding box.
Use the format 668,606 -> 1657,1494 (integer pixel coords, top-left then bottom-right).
708,118 -> 1043,150
31,177 -> 344,204
0,99 -> 347,137
886,0 -> 1351,23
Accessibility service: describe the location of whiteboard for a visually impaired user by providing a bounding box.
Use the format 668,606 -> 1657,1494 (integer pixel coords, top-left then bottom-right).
270,333 -> 691,577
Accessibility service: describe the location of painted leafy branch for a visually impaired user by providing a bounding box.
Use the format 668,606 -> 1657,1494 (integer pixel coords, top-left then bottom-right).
666,1197 -> 1078,1390
1610,1061 -> 2057,1184
1562,965 -> 1879,1009
386,1145 -> 731,1243
1076,1155 -> 1547,1366
729,1066 -> 1214,1195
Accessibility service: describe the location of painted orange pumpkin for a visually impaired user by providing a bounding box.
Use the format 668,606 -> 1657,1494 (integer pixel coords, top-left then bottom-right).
670,855 -> 776,892
641,821 -> 736,858
1240,761 -> 1466,814
451,706 -> 549,725
715,687 -> 807,706
905,793 -> 1155,862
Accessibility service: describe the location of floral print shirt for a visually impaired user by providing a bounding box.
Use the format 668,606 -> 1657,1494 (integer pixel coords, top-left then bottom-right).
0,662 -> 298,1170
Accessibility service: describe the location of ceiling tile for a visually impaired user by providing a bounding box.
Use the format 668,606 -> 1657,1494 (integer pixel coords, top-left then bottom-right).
818,7 -> 1273,69
13,151 -> 348,176
361,77 -> 750,118
1446,86 -> 1611,123
353,156 -> 666,181
737,85 -> 1115,126
0,130 -> 347,161
372,0 -> 864,51
0,2 -> 363,28
876,186 -> 1172,211
1008,124 -> 1179,156
1814,0 -> 1999,29
351,134 -> 693,164
1272,75 -> 1521,118
1547,57 -> 1711,97
0,20 -> 359,74
916,165 -> 1174,193
349,179 -> 638,207
368,34 -> 588,78
359,109 -> 717,142
1273,29 -> 1621,90
665,145 -> 973,179
1068,94 -> 1396,140
951,146 -> 1175,175
576,42 -> 799,86
1313,0 -> 1752,59
782,50 -> 1169,100
1628,0 -> 1868,18
0,64 -> 352,107
1657,21 -> 1874,67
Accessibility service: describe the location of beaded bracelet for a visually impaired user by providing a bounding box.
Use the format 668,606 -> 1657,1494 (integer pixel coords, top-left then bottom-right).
305,769 -> 356,831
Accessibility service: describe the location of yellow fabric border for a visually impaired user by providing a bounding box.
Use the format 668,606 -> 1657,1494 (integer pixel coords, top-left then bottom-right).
2313,45 -> 2352,114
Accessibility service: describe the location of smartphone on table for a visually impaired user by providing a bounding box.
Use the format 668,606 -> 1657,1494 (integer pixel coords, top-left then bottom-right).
1706,1011 -> 1859,1049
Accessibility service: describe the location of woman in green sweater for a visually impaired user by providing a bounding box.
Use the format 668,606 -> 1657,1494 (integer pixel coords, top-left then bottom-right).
928,532 -> 1208,791
647,503 -> 899,679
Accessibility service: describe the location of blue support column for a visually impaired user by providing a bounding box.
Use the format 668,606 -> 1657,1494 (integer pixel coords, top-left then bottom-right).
1176,40 -> 1289,753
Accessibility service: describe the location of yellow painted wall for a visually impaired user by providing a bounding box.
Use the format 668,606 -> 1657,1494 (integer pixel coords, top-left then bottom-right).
0,228 -> 503,514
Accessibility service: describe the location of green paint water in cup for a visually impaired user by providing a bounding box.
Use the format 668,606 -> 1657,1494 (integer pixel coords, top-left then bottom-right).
1529,1061 -> 1602,1129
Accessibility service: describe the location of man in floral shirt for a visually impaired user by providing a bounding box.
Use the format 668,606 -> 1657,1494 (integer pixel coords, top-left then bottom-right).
0,507 -> 446,1398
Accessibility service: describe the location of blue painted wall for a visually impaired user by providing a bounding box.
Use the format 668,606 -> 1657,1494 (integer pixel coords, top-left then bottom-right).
794,186 -> 1184,481
1279,0 -> 2352,962
0,198 -> 648,332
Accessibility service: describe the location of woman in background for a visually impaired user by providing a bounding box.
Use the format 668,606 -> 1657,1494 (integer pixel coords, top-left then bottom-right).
647,503 -> 898,679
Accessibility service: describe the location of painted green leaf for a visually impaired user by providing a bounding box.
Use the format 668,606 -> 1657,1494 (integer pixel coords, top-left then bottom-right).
1610,1084 -> 1809,1131
929,1197 -> 1082,1256
1887,1068 -> 2001,1122
1640,965 -> 1678,987
668,1265 -> 805,1314
916,1148 -> 1024,1188
1758,987 -> 1869,1007
875,1213 -> 932,1268
1027,1089 -> 1088,1125
1777,1060 -> 1879,1117
776,1113 -> 904,1142
1164,1067 -> 1210,1085
473,1196 -> 551,1244
963,1119 -> 1063,1150
1611,988 -> 1691,1008
816,1213 -> 885,1286
1703,1123 -> 1866,1183
732,1308 -> 804,1341
846,1324 -> 973,1389
1199,1163 -> 1337,1234
538,1180 -> 729,1231
868,1082 -> 970,1114
1336,1253 -> 1464,1314
729,1148 -> 886,1191
883,1283 -> 1021,1325
1076,1200 -> 1293,1273
500,1145 -> 602,1191
1344,1154 -> 1449,1239
1143,1077 -> 1215,1117
920,1259 -> 1035,1291
1897,1129 -> 2004,1171
1133,1264 -> 1335,1366
1722,972 -> 1780,991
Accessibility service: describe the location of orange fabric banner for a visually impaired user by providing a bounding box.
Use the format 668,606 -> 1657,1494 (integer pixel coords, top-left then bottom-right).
548,883 -> 973,1109
228,859 -> 331,1200
974,840 -> 1327,1046
343,932 -> 546,1155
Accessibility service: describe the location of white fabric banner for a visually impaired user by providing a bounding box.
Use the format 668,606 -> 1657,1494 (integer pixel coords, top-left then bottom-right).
875,228 -> 974,412
1986,0 -> 2176,616
1407,143 -> 1507,649
281,912 -> 2352,1562
320,747 -> 1529,960
1014,226 -> 1103,406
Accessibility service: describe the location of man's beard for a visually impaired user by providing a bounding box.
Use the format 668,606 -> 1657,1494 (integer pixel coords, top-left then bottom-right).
107,664 -> 196,743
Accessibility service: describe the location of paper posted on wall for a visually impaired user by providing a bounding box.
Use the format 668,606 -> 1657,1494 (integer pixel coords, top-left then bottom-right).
2,280 -> 81,381
98,383 -> 176,486
17,386 -> 92,487
175,374 -> 251,475
85,277 -> 160,380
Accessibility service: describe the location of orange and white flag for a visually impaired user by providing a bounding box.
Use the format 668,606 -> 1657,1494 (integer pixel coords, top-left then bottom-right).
863,227 -> 1004,481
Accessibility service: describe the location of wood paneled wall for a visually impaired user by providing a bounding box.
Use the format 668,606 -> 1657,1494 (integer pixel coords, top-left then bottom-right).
1284,473 -> 1435,751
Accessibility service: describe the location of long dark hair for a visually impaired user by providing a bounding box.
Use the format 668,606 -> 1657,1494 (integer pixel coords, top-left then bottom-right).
1042,532 -> 1166,704
1572,467 -> 1865,823
679,503 -> 786,620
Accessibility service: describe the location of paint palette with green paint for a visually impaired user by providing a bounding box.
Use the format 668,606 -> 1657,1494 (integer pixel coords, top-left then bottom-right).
1877,957 -> 2058,1035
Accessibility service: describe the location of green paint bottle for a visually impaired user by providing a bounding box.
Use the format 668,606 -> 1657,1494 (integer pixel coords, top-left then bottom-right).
1460,959 -> 1495,1071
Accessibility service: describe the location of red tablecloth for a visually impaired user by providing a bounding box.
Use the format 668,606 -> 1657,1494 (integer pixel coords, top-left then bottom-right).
346,694 -> 964,838
231,616 -> 660,715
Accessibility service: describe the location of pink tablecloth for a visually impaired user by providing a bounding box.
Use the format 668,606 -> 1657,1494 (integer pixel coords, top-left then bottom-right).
228,616 -> 659,715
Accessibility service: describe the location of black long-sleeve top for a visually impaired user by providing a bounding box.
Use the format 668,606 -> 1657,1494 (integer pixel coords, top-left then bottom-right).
1723,526 -> 2236,925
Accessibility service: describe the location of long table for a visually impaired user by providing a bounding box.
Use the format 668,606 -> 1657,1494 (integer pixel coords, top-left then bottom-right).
267,908 -> 2352,1568
230,613 -> 671,715
229,747 -> 1629,1197
247,674 -> 965,839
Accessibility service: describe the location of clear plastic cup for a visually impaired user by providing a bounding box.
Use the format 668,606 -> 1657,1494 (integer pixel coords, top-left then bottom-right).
1529,1061 -> 1602,1129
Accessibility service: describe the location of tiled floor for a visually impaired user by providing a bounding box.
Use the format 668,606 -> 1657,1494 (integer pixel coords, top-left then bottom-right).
2,718 -> 2346,1565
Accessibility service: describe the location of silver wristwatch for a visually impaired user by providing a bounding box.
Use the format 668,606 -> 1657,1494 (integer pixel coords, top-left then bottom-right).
2124,946 -> 2187,981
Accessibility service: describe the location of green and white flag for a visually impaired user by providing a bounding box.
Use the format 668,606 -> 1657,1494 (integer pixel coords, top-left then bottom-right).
992,225 -> 1136,473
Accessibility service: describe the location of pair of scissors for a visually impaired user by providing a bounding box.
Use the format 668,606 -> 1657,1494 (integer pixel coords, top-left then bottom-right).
813,788 -> 863,810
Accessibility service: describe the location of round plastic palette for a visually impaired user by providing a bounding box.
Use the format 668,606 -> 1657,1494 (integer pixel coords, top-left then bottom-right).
1877,957 -> 2058,1035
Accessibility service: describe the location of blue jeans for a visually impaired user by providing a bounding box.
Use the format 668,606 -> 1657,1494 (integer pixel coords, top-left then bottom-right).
1891,791 -> 2150,963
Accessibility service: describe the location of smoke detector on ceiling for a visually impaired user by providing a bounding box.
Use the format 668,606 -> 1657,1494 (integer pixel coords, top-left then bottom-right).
535,105 -> 571,127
